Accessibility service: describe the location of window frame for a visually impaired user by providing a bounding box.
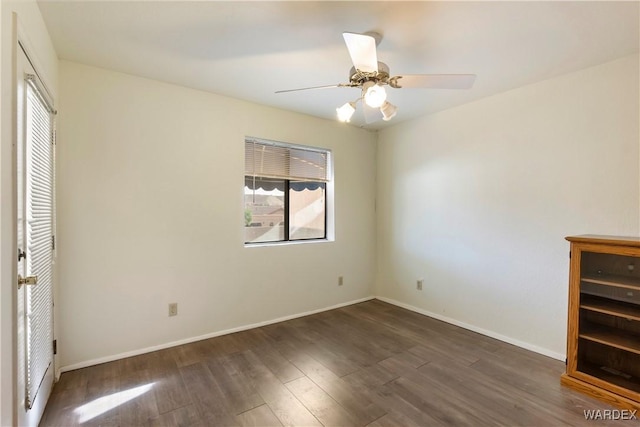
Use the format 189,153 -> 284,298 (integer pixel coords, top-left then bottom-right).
244,138 -> 331,246
287,180 -> 327,242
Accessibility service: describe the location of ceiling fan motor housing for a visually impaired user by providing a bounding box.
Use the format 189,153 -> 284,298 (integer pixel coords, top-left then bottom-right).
349,62 -> 390,87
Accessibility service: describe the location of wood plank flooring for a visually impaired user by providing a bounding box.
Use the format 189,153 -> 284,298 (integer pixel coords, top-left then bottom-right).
40,300 -> 628,426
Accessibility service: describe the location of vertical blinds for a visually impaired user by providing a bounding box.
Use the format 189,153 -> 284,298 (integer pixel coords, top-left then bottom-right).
25,75 -> 54,409
244,138 -> 330,182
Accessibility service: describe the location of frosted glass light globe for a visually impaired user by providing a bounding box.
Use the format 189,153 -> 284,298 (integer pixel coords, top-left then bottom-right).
363,82 -> 387,108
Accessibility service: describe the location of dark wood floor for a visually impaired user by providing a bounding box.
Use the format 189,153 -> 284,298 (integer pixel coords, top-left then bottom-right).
41,300 -> 625,426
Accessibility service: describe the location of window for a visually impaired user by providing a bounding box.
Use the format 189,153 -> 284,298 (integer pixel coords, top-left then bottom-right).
244,138 -> 330,244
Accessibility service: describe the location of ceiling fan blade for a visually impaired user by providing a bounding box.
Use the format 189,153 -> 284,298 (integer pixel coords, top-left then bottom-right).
275,84 -> 347,94
390,74 -> 476,89
362,103 -> 382,124
343,32 -> 378,73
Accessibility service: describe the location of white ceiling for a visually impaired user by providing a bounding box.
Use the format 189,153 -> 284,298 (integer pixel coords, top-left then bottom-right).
38,1 -> 639,130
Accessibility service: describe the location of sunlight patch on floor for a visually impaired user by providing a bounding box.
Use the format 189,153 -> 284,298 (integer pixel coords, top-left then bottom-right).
74,383 -> 154,423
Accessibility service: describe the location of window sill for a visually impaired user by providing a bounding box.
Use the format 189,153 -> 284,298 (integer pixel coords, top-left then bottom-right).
244,239 -> 333,248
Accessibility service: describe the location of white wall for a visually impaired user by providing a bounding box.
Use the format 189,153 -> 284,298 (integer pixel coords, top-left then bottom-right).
56,61 -> 377,369
0,1 -> 57,425
376,54 -> 640,359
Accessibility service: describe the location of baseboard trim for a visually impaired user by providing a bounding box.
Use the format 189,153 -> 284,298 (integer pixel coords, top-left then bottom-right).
58,296 -> 375,374
375,296 -> 566,361
58,294 -> 565,374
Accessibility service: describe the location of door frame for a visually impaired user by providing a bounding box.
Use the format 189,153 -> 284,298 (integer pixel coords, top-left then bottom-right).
11,14 -> 57,426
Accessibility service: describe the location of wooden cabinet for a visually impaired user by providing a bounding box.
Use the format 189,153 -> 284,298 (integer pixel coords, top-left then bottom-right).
562,235 -> 640,410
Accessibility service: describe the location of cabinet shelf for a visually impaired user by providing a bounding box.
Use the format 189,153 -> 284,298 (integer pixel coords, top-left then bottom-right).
581,273 -> 640,291
580,326 -> 640,356
580,295 -> 640,321
578,362 -> 640,394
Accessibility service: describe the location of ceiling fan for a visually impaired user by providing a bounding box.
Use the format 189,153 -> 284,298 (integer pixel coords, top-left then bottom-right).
276,32 -> 476,124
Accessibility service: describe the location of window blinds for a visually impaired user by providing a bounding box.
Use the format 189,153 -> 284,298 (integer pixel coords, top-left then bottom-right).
25,75 -> 54,409
244,138 -> 330,182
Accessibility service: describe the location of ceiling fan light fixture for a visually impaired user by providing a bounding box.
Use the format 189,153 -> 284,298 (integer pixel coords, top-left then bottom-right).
336,101 -> 356,122
363,81 -> 387,108
380,101 -> 398,121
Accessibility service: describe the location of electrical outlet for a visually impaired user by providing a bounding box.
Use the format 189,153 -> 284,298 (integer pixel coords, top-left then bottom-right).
168,303 -> 178,317
338,276 -> 344,286
417,279 -> 423,291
